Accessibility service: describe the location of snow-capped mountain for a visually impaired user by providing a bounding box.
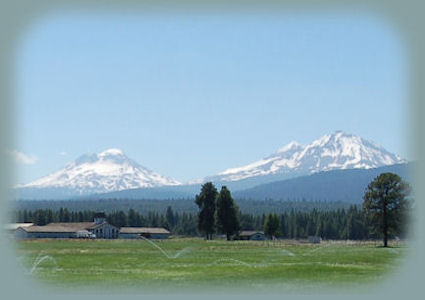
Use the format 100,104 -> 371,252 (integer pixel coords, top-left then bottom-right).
15,132 -> 407,200
18,148 -> 181,195
213,131 -> 405,182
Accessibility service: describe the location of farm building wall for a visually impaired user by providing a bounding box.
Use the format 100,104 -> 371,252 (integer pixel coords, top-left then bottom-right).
14,228 -> 75,239
150,234 -> 169,239
239,232 -> 265,241
29,232 -> 75,238
13,227 -> 29,239
119,233 -> 169,239
89,223 -> 119,239
120,233 -> 139,239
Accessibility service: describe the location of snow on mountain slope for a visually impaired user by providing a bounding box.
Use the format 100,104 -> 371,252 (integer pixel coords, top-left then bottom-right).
215,131 -> 405,182
18,148 -> 181,194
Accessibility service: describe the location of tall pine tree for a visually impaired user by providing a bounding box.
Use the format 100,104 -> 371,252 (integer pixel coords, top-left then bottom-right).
195,182 -> 218,240
215,186 -> 240,240
363,173 -> 411,247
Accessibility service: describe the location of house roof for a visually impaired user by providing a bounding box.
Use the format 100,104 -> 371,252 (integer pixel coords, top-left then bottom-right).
5,223 -> 34,230
19,222 -> 117,233
120,227 -> 170,234
45,222 -> 95,231
240,231 -> 265,237
21,225 -> 83,233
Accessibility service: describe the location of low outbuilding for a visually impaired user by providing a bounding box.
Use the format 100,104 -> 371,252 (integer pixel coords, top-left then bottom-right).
119,227 -> 170,239
239,231 -> 265,241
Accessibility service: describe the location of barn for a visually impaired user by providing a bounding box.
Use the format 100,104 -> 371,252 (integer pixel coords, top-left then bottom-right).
239,231 -> 265,241
119,227 -> 170,239
14,213 -> 119,239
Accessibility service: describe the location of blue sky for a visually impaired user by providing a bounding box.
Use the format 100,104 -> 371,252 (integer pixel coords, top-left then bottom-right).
12,12 -> 408,184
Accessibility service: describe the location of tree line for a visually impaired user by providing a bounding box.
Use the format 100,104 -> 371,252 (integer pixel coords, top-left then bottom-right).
12,204 -> 408,240
14,198 -> 353,216
13,173 -> 411,245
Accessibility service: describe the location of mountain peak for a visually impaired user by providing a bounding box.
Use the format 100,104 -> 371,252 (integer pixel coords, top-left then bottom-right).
99,148 -> 124,156
213,131 -> 405,182
277,141 -> 303,153
20,149 -> 181,194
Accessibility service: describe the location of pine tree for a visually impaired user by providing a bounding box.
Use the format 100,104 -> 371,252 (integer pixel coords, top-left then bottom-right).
195,182 -> 218,240
363,173 -> 411,247
264,213 -> 280,239
128,209 -> 137,227
215,186 -> 240,240
166,206 -> 176,229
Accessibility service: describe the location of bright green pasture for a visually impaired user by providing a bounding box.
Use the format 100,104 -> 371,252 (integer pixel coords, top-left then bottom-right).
13,238 -> 407,292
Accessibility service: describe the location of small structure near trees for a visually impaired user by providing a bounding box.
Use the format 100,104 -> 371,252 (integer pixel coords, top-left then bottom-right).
239,231 -> 265,241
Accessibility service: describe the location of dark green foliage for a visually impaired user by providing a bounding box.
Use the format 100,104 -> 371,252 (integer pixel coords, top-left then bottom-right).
174,213 -> 198,236
15,198 -> 353,216
127,209 -> 138,227
264,213 -> 280,239
165,206 -> 176,230
363,173 -> 411,247
12,206 -> 381,240
215,186 -> 241,240
240,214 -> 255,230
195,182 -> 218,240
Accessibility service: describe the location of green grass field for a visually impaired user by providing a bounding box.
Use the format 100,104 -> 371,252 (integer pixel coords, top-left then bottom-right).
13,238 -> 407,293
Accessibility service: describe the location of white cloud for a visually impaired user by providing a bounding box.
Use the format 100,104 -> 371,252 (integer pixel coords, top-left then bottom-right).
59,151 -> 67,156
8,150 -> 38,165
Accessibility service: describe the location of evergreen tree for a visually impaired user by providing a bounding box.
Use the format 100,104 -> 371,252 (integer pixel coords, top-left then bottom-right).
240,214 -> 255,230
63,208 -> 70,222
166,206 -> 176,229
215,186 -> 240,240
46,210 -> 53,224
195,182 -> 218,240
363,173 -> 411,247
59,208 -> 64,222
264,213 -> 280,239
116,211 -> 127,228
128,209 -> 137,227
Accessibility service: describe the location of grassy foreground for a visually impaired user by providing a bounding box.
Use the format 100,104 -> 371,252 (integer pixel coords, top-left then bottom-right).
14,238 -> 407,292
